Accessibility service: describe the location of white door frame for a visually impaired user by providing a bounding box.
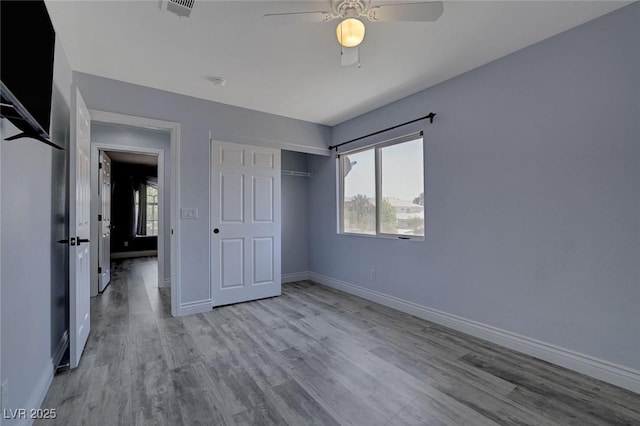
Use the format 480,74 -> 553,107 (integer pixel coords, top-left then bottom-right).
88,110 -> 181,317
90,144 -> 165,292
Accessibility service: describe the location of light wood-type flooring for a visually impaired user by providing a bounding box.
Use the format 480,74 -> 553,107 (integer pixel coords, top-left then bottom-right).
38,257 -> 640,425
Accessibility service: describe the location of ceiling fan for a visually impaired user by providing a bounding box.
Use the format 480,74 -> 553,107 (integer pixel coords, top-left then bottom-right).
263,0 -> 444,66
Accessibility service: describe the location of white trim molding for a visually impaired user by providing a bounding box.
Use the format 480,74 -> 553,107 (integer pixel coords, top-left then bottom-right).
211,131 -> 330,157
282,272 -> 310,283
308,272 -> 640,394
178,299 -> 212,316
160,278 -> 171,288
88,109 -> 181,317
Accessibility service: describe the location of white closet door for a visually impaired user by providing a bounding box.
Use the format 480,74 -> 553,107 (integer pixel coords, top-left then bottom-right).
210,141 -> 281,307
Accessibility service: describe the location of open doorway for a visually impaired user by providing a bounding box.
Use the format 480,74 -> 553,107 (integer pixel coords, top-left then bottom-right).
99,150 -> 161,292
88,110 -> 180,317
90,123 -> 171,311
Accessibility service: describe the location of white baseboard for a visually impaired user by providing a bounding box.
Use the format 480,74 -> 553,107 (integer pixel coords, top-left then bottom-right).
282,271 -> 310,284
308,272 -> 640,394
111,250 -> 158,259
178,299 -> 212,316
13,360 -> 54,426
159,278 -> 171,288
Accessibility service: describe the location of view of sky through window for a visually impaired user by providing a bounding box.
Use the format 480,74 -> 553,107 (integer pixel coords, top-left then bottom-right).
344,138 -> 423,201
342,137 -> 424,236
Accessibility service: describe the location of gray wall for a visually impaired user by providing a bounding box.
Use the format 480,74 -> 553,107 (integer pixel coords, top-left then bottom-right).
309,3 -> 640,371
92,123 -> 171,283
281,151 -> 310,275
0,38 -> 73,420
74,72 -> 330,305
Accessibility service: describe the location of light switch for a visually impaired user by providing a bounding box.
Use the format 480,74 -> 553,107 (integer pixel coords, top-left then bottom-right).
181,208 -> 199,219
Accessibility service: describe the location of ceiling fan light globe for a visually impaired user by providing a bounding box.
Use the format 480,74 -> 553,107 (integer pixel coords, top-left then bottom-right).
336,18 -> 365,47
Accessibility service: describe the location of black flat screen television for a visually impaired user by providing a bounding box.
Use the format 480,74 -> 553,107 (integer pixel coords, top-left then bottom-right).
1,0 -> 59,148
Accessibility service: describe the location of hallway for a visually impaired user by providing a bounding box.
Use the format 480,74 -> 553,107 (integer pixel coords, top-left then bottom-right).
39,257 -> 172,424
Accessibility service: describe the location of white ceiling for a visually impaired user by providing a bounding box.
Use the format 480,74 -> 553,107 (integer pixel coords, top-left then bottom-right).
45,1 -> 630,126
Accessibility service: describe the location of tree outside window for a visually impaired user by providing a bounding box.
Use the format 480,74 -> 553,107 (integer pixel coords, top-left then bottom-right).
339,135 -> 424,238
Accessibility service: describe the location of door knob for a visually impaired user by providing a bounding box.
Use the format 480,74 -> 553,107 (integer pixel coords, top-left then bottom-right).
77,237 -> 90,244
213,228 -> 220,234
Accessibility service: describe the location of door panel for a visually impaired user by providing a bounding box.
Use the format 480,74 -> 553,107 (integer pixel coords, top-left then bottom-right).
98,152 -> 111,292
252,151 -> 274,168
253,176 -> 274,222
220,146 -> 244,166
69,87 -> 91,369
221,239 -> 244,288
221,174 -> 244,222
253,237 -> 274,284
211,141 -> 281,307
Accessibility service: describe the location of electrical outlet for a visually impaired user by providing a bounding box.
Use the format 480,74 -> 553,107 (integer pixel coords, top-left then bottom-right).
371,269 -> 376,280
1,380 -> 8,412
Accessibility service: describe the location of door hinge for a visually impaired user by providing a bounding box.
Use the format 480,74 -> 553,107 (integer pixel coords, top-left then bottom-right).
98,267 -> 102,274
98,214 -> 102,221
98,162 -> 103,169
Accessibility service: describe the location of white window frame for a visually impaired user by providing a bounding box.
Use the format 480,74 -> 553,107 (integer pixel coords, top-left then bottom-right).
337,132 -> 425,241
147,185 -> 159,236
134,184 -> 160,237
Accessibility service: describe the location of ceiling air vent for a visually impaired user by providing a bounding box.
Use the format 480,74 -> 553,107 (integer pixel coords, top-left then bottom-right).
166,0 -> 195,18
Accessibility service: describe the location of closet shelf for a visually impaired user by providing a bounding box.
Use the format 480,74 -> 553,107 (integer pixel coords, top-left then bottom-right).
281,170 -> 316,177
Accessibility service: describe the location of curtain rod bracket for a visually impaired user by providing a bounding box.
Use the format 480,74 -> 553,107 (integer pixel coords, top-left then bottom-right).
328,112 -> 436,152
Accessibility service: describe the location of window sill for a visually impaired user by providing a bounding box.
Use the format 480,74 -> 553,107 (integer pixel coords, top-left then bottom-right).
339,231 -> 424,242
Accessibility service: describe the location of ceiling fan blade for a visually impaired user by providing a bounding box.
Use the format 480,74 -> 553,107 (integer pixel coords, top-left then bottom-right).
340,46 -> 359,66
263,11 -> 336,24
367,2 -> 444,22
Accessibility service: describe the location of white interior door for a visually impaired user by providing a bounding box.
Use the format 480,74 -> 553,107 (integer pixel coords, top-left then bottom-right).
211,141 -> 281,307
69,87 -> 91,369
98,151 -> 111,292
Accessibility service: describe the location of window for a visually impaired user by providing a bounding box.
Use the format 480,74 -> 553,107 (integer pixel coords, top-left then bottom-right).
146,186 -> 159,236
339,134 -> 424,239
135,184 -> 159,236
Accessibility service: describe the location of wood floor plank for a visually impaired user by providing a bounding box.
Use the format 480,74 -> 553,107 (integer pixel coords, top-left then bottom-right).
386,391 -> 500,426
369,345 -> 558,426
279,344 -> 410,424
171,364 -> 229,426
37,259 -> 640,426
271,380 -> 341,426
461,352 -> 640,425
462,347 -> 640,416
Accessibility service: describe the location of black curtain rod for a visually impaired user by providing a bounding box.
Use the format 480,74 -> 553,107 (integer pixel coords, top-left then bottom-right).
329,112 -> 436,152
